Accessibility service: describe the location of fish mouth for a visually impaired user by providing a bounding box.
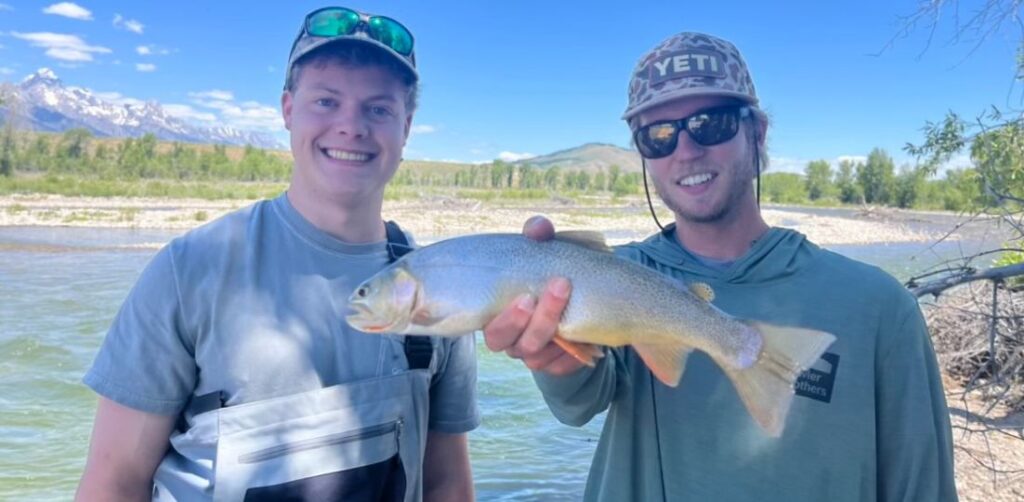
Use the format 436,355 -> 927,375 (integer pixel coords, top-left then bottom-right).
345,303 -> 399,333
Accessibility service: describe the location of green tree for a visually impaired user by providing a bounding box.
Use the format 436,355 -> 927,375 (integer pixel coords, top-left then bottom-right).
941,168 -> 984,211
835,159 -> 862,204
593,169 -> 607,192
857,148 -> 895,204
804,160 -> 833,201
0,126 -> 14,177
608,165 -> 622,189
761,172 -> 808,203
25,135 -> 52,172
489,160 -> 509,188
970,122 -> 1024,207
892,165 -> 927,209
59,128 -> 93,160
611,173 -> 639,196
543,166 -> 561,190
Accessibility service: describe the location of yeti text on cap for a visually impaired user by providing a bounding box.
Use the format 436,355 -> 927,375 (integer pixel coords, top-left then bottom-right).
647,49 -> 726,85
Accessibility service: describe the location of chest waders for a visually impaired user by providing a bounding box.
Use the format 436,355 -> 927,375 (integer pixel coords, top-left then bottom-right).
152,221 -> 435,502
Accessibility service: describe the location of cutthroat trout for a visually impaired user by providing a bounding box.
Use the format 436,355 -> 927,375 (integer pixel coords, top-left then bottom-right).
346,232 -> 835,436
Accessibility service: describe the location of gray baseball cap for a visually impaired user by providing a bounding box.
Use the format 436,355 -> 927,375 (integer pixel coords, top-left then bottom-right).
284,7 -> 418,90
623,32 -> 758,121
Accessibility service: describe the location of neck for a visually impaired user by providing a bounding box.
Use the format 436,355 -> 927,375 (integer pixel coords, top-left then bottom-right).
672,197 -> 769,260
286,187 -> 386,243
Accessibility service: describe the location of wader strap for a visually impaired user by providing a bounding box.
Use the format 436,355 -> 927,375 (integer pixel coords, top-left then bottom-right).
384,220 -> 433,371
177,391 -> 226,431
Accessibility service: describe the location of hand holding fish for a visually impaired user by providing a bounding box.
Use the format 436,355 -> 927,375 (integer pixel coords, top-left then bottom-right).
345,217 -> 836,436
481,216 -> 591,376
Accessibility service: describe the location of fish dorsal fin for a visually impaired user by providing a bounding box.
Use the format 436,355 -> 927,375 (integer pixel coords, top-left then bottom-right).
689,282 -> 715,302
554,231 -> 611,253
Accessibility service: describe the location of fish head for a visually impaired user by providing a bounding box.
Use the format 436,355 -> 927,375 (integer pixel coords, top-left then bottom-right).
346,266 -> 420,334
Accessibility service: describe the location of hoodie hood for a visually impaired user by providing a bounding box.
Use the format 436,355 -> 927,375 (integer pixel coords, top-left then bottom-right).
617,225 -> 818,285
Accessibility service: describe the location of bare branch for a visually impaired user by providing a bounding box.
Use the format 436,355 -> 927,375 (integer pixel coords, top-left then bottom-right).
910,262 -> 1024,296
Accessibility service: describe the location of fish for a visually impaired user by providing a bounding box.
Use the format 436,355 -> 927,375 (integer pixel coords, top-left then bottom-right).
346,231 -> 836,436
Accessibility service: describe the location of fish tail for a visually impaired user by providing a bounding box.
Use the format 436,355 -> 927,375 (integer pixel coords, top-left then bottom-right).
721,322 -> 835,437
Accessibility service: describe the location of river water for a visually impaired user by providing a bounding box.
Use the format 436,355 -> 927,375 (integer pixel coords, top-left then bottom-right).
0,210 -> 1006,500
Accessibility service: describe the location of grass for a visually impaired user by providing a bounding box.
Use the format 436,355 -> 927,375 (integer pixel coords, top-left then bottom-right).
0,175 -> 286,200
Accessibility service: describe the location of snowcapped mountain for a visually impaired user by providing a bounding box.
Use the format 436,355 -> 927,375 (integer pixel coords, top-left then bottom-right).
0,69 -> 284,150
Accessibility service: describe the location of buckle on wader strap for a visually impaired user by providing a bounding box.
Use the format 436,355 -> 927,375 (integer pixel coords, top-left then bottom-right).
384,220 -> 433,371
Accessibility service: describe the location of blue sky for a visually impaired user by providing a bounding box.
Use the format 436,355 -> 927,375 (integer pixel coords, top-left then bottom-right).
0,1 -> 1018,173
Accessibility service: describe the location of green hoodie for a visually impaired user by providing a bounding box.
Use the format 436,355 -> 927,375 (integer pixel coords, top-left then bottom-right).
534,227 -> 957,501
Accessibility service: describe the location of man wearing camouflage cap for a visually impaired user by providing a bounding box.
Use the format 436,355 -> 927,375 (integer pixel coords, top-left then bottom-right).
78,7 -> 478,501
485,32 -> 957,501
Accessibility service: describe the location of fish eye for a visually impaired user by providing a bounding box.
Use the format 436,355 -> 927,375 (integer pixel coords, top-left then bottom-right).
356,286 -> 368,298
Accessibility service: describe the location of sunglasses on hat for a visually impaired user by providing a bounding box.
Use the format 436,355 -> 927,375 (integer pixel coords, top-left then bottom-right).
302,7 -> 414,56
633,105 -> 750,159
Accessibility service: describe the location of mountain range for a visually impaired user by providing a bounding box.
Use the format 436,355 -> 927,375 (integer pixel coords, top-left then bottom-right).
0,69 -> 283,150
0,69 -> 649,171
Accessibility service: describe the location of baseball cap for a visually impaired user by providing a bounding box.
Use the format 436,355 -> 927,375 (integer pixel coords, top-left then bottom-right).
284,7 -> 418,90
623,32 -> 758,121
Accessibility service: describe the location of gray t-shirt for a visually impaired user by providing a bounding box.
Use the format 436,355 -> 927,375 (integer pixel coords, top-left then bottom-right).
84,194 -> 479,490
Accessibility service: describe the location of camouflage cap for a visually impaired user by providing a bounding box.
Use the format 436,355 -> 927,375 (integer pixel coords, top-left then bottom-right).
623,32 -> 758,121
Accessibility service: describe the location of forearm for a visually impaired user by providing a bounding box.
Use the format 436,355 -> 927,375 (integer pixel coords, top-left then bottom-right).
422,431 -> 474,502
75,474 -> 153,502
423,474 -> 474,502
532,347 -> 620,427
75,398 -> 174,502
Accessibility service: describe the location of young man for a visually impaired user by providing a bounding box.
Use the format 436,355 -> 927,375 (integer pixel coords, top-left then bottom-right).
484,32 -> 958,501
76,7 -> 478,502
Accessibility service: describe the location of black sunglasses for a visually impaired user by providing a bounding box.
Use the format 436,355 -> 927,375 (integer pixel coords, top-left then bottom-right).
302,7 -> 414,57
633,105 -> 751,159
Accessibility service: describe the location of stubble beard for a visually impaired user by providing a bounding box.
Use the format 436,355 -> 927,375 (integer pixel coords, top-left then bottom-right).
656,155 -> 757,225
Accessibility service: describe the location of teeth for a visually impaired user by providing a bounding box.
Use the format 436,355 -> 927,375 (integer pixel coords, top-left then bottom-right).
324,148 -> 371,162
679,173 -> 713,187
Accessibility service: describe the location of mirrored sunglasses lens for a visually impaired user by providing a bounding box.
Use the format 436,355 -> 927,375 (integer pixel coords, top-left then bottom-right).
308,9 -> 360,36
638,123 -> 678,158
689,110 -> 738,146
368,17 -> 414,55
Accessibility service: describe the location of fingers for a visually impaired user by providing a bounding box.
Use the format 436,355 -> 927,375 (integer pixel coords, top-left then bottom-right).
515,343 -> 564,371
481,276 -> 580,376
512,277 -> 571,356
482,294 -> 535,352
522,215 -> 555,242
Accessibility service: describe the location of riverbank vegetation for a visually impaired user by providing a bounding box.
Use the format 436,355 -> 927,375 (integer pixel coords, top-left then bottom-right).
0,127 -> 999,213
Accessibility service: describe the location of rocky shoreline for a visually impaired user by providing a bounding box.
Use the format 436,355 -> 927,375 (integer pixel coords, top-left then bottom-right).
0,193 -> 955,245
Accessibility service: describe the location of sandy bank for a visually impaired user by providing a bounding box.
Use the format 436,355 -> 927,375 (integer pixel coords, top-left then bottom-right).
0,193 -> 954,246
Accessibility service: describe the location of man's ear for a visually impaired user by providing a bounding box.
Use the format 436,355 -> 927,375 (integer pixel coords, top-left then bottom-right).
756,117 -> 768,147
281,91 -> 293,131
403,113 -> 414,143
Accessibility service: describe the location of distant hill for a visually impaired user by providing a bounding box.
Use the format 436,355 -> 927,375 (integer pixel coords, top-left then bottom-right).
511,142 -> 642,173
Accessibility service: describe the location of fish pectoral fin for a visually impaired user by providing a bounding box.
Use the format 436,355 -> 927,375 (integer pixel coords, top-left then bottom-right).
554,231 -> 611,253
633,343 -> 691,387
411,306 -> 442,327
552,335 -> 605,367
689,282 -> 715,302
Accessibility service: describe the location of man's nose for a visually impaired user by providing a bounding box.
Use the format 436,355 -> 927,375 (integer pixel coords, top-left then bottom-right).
669,130 -> 706,162
332,107 -> 369,137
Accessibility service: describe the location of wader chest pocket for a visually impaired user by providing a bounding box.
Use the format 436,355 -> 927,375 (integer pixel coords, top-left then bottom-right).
238,419 -> 406,501
211,373 -> 426,502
